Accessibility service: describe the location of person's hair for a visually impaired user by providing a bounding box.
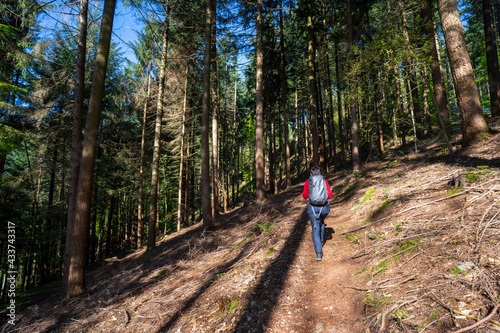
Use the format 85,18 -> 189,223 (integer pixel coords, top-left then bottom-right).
310,165 -> 321,176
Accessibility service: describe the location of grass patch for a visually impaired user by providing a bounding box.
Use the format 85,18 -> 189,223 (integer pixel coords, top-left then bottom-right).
265,247 -> 275,257
368,200 -> 392,221
465,172 -> 480,183
360,188 -> 375,203
344,232 -> 361,244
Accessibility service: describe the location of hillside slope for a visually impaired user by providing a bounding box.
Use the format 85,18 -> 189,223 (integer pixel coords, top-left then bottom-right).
2,127 -> 500,333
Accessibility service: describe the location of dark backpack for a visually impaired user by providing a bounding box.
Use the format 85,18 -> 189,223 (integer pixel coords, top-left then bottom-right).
309,175 -> 328,206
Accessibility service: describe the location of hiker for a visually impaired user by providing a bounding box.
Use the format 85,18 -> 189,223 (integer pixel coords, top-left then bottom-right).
302,165 -> 333,261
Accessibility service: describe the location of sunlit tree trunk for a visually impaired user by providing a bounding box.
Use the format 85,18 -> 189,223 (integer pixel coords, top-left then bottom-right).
177,65 -> 189,231
202,0 -> 214,221
211,3 -> 219,217
64,0 -> 88,291
279,0 -> 291,188
347,0 -> 360,171
306,0 -> 319,167
374,76 -> 384,154
334,37 -> 346,168
438,0 -> 489,146
148,4 -> 170,248
421,0 -> 452,134
255,0 -> 265,201
63,0 -> 116,298
137,61 -> 151,247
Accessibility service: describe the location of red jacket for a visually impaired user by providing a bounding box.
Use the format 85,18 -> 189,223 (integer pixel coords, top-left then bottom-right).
302,178 -> 333,200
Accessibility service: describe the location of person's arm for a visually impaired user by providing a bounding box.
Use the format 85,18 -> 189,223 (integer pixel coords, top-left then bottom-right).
324,179 -> 333,199
302,179 -> 309,199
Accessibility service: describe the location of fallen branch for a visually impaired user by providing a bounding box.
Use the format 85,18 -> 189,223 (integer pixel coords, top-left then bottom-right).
378,299 -> 416,333
451,303 -> 500,333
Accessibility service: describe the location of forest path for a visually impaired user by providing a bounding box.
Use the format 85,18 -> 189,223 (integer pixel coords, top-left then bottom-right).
263,177 -> 366,333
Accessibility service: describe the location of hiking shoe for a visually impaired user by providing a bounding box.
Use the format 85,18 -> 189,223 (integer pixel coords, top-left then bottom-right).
316,253 -> 323,261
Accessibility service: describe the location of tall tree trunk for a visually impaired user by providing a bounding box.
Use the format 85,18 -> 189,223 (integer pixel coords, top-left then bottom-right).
201,0 -> 214,221
148,4 -> 170,248
279,0 -> 291,188
400,0 -> 425,140
307,0 -> 320,167
137,61 -> 151,248
105,196 -> 114,256
211,5 -> 219,218
374,76 -> 384,154
437,0 -> 489,146
255,0 -> 265,201
177,65 -> 189,231
183,123 -> 192,228
295,89 -> 300,176
483,0 -> 500,117
347,0 -> 360,171
64,0 -> 88,292
63,0 -> 116,298
422,0 -> 452,134
231,76 -> 238,205
334,37 -> 346,168
323,25 -> 337,169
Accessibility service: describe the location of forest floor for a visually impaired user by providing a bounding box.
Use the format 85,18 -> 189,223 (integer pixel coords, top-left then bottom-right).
2,121 -> 500,333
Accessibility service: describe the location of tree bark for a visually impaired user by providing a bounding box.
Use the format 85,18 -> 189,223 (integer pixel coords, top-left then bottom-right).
64,0 -> 88,293
279,0 -> 291,188
334,37 -> 346,168
347,0 -> 360,171
255,0 -> 265,201
137,61 -> 151,248
421,0 -> 452,133
437,0 -> 489,146
177,65 -> 189,231
148,5 -> 170,248
306,0 -> 320,167
63,0 -> 116,298
211,4 -> 219,218
483,0 -> 500,117
201,0 -> 213,221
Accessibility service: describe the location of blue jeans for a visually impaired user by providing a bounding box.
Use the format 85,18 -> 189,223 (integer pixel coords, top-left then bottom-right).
307,202 -> 330,254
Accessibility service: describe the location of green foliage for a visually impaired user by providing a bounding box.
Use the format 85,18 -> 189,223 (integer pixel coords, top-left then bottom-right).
265,247 -> 275,257
344,232 -> 361,244
369,200 -> 392,221
365,293 -> 392,309
395,221 -> 405,232
360,188 -> 375,203
354,268 -> 368,276
372,258 -> 391,275
341,183 -> 355,195
384,159 -> 399,169
465,172 -> 480,183
256,221 -> 276,233
393,310 -> 409,323
449,267 -> 462,275
0,125 -> 24,157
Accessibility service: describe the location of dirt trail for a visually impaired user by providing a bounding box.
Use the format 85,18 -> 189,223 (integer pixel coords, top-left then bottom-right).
262,180 -> 366,333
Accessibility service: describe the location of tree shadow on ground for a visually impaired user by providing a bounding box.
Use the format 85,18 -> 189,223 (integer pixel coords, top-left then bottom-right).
233,208 -> 309,332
